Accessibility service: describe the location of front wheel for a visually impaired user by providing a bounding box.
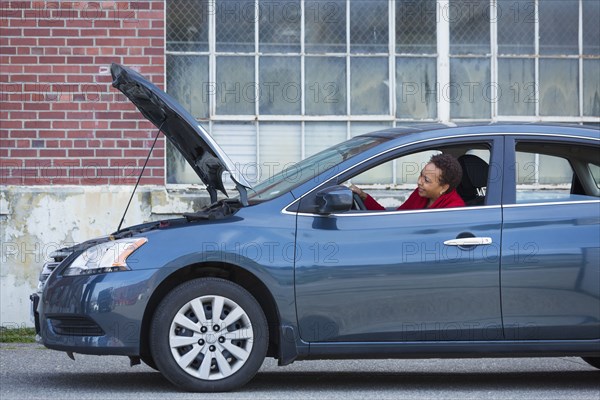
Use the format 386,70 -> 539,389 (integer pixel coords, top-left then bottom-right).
581,357 -> 600,370
150,278 -> 268,392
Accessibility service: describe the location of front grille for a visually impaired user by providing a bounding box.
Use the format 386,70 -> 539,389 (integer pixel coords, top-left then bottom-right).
49,316 -> 104,336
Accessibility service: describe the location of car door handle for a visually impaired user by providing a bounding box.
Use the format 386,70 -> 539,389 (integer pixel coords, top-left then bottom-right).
443,237 -> 493,246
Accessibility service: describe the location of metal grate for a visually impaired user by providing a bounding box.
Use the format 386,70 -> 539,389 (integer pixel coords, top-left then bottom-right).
350,0 -> 389,53
166,0 -> 210,52
396,0 -> 437,54
450,0 -> 491,55
305,0 -> 346,53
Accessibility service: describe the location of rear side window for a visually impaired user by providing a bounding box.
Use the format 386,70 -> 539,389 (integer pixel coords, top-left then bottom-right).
515,142 -> 600,203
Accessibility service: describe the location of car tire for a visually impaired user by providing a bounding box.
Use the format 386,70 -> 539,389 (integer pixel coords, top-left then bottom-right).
581,357 -> 600,370
150,278 -> 268,392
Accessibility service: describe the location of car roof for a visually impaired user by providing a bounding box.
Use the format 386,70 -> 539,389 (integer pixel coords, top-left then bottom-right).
360,122 -> 600,141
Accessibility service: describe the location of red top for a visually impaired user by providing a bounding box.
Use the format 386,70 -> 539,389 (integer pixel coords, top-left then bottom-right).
364,188 -> 465,211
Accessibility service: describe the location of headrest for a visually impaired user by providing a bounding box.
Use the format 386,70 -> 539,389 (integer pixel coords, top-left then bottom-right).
458,154 -> 489,189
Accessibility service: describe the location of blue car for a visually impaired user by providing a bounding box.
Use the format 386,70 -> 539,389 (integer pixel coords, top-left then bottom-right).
31,64 -> 600,392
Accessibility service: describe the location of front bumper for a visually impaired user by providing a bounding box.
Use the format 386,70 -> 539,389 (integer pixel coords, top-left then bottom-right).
34,268 -> 159,356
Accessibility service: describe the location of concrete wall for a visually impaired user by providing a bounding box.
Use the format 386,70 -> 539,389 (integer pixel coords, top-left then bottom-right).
0,185 -> 209,327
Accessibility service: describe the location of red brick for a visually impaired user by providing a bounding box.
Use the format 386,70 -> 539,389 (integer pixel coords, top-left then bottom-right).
10,56 -> 38,63
1,102 -> 24,110
1,120 -> 24,129
0,139 -> 16,148
9,37 -> 36,46
38,38 -> 66,46
1,28 -> 23,36
25,159 -> 52,168
24,28 -> 51,36
52,120 -> 79,129
79,28 -> 108,36
138,29 -> 162,37
38,111 -> 66,119
38,130 -> 65,138
11,149 -> 38,157
52,102 -> 82,111
68,149 -> 94,157
24,102 -> 50,111
0,47 -> 17,55
40,149 -> 66,157
39,56 -> 65,64
96,149 -> 122,157
82,159 -> 108,167
8,130 -> 36,138
24,65 -> 52,73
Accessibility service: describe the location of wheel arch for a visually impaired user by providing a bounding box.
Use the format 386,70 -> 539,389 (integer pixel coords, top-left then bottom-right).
139,261 -> 284,363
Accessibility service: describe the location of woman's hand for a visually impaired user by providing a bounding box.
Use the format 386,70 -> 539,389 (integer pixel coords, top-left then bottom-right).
349,184 -> 368,200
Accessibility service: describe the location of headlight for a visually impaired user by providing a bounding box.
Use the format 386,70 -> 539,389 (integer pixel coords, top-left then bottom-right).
63,238 -> 148,276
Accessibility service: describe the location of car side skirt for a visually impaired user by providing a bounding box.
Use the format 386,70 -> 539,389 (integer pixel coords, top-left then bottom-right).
305,340 -> 600,360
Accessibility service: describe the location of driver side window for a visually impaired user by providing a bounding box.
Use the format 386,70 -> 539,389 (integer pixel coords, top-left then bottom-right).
345,145 -> 491,210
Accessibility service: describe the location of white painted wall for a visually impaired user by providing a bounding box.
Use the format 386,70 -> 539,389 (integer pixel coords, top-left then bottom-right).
0,186 -> 209,327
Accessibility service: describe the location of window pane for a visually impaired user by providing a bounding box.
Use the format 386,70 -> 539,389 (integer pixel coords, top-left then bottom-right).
167,55 -> 209,119
350,58 -> 390,115
396,150 -> 442,185
396,57 -> 437,119
305,57 -> 347,115
396,0 -> 436,54
539,59 -> 579,116
166,0 -> 209,52
539,2 -> 578,55
259,56 -> 301,115
583,60 -> 600,117
349,123 -> 394,186
167,140 -> 202,184
450,0 -> 490,55
216,56 -> 255,115
583,0 -> 600,55
304,122 -> 347,158
216,0 -> 255,52
212,122 -> 258,185
450,58 -> 491,119
350,0 -> 389,53
259,0 -> 301,52
497,0 -> 535,55
259,122 -> 302,178
497,58 -> 535,116
305,0 -> 346,53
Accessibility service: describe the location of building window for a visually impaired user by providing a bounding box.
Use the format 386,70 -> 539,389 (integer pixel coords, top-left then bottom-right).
166,0 -> 600,185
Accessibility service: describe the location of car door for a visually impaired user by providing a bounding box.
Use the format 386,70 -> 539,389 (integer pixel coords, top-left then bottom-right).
501,135 -> 600,340
293,136 -> 504,342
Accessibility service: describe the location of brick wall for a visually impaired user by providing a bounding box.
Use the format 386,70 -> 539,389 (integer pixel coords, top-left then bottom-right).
0,1 -> 166,186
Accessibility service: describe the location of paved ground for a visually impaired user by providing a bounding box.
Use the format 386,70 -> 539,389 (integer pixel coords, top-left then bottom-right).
1,343 -> 599,400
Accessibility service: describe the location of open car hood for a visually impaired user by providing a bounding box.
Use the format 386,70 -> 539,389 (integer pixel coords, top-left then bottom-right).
110,63 -> 250,203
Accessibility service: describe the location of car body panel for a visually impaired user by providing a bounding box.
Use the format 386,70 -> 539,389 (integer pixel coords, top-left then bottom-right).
501,202 -> 600,340
295,206 -> 503,342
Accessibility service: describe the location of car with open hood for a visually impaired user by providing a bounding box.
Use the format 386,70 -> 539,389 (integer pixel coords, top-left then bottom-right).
31,64 -> 600,392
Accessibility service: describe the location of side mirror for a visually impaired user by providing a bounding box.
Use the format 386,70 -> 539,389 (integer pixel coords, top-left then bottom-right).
315,185 -> 353,215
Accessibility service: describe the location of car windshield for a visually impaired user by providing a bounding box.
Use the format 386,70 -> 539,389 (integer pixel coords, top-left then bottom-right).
245,136 -> 387,202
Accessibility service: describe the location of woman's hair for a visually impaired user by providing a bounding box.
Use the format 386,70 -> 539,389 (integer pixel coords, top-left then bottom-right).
429,153 -> 462,191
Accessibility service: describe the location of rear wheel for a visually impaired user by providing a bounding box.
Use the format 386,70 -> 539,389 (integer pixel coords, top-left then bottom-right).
150,278 -> 268,392
581,357 -> 600,370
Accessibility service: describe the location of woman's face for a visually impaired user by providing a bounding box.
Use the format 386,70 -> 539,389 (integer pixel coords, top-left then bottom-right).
417,162 -> 450,200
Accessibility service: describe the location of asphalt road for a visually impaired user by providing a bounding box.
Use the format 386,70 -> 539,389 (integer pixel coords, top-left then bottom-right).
1,343 -> 598,400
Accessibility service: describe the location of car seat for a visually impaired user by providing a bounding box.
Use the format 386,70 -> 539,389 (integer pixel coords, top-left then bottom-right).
456,154 -> 489,206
